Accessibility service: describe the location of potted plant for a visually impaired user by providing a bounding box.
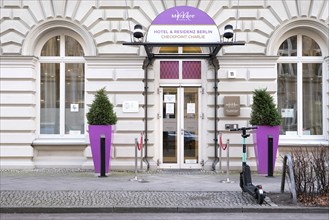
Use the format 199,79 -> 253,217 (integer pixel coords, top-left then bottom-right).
87,87 -> 117,174
250,88 -> 281,174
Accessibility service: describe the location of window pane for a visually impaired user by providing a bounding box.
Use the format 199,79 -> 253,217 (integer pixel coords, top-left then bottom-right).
183,61 -> 201,79
277,63 -> 297,135
184,88 -> 199,163
160,61 -> 179,79
183,47 -> 201,53
302,36 -> 322,56
303,63 -> 322,135
278,35 -> 297,56
162,88 -> 177,163
65,63 -> 85,134
65,36 -> 84,56
40,63 -> 60,134
41,36 -> 60,56
159,47 -> 178,53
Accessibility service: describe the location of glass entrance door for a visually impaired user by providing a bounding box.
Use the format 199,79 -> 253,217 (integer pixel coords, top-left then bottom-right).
161,87 -> 200,168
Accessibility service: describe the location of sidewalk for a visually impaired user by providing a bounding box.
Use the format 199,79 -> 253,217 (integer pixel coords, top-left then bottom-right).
0,169 -> 328,213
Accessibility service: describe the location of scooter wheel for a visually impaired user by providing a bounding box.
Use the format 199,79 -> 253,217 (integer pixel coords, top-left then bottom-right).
256,189 -> 264,205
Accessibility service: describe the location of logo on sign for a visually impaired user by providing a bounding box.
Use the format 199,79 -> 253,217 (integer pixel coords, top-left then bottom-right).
172,10 -> 195,21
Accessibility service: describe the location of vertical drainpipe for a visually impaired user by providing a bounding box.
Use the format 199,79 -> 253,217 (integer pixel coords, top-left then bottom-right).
211,57 -> 220,171
142,58 -> 150,170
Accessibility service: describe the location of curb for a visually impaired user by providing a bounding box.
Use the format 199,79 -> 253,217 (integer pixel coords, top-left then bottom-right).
1,206 -> 328,214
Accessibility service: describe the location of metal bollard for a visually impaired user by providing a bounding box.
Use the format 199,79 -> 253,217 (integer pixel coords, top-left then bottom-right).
267,135 -> 274,177
140,132 -> 144,170
226,139 -> 230,181
218,142 -> 222,172
221,139 -> 234,183
99,134 -> 106,177
218,132 -> 223,172
130,138 -> 143,182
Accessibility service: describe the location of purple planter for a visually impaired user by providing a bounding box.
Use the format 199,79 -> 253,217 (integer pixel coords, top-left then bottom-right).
253,126 -> 280,174
88,125 -> 112,174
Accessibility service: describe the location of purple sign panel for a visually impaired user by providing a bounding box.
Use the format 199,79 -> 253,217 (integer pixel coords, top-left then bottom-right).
151,6 -> 215,25
147,6 -> 220,43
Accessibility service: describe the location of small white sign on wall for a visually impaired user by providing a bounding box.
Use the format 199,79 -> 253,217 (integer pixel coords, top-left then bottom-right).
122,101 -> 139,113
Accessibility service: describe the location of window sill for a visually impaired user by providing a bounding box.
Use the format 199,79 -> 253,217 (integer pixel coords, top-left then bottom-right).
279,138 -> 329,147
32,138 -> 89,146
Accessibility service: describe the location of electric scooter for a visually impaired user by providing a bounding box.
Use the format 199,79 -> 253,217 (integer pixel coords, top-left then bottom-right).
230,126 -> 265,205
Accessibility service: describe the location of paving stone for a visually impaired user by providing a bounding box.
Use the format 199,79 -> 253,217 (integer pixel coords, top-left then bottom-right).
0,191 -> 269,208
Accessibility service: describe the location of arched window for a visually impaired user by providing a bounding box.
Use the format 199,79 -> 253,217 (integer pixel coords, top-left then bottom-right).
277,34 -> 323,136
40,34 -> 85,135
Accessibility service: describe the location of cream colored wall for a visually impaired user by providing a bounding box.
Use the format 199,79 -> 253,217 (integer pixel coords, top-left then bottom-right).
0,56 -> 37,169
84,56 -> 150,169
204,56 -> 280,170
0,0 -> 328,170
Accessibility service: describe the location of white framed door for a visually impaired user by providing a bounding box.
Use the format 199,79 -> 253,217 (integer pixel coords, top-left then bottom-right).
160,86 -> 201,169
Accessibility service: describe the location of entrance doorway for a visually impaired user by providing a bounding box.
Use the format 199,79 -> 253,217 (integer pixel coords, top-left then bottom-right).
160,86 -> 201,169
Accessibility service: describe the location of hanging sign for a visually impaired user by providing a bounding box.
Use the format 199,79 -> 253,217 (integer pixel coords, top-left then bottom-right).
147,6 -> 220,43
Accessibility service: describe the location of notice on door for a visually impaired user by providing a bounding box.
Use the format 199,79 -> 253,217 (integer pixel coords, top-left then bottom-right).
164,94 -> 176,103
187,103 -> 195,114
166,103 -> 175,114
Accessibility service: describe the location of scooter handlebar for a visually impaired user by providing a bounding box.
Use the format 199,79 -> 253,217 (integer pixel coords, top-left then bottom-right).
229,126 -> 258,132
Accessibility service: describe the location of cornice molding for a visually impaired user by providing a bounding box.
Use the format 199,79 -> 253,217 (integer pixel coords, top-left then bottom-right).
0,56 -> 38,66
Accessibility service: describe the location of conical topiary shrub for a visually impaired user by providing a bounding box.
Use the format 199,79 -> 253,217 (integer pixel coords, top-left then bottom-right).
250,88 -> 282,174
250,88 -> 281,126
87,87 -> 117,125
87,87 -> 117,175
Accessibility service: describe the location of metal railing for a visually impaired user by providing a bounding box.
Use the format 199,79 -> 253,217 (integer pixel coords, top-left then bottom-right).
281,154 -> 297,204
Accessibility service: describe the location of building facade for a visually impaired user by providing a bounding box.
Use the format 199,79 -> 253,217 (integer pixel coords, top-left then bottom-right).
0,0 -> 328,170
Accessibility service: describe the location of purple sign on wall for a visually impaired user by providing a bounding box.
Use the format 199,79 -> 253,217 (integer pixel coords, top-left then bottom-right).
151,6 -> 216,25
147,6 -> 220,43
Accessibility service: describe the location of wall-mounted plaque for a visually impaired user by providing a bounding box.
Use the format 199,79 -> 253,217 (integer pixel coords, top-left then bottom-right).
122,101 -> 139,113
224,96 -> 240,116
